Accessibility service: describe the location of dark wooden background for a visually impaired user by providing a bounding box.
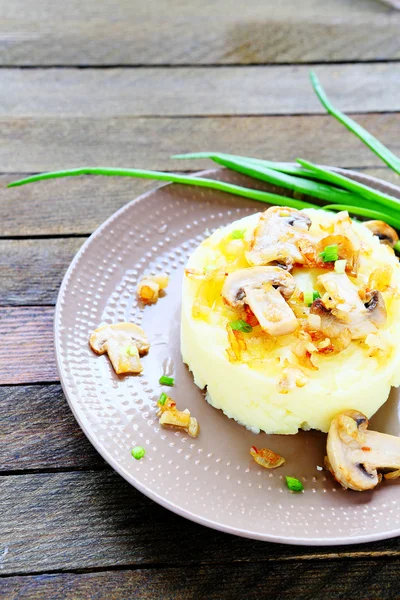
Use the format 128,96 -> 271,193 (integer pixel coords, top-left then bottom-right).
1,1 -> 400,598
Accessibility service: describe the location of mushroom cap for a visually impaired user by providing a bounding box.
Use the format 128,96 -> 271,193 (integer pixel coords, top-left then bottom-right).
89,322 -> 150,355
222,266 -> 296,308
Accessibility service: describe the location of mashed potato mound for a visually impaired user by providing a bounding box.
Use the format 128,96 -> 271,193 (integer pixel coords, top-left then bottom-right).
181,208 -> 400,434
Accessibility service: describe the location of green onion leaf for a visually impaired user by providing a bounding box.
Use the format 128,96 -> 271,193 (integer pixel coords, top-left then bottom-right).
286,476 -> 304,492
131,446 -> 146,460
159,375 -> 174,386
231,229 -> 246,239
313,291 -> 321,302
230,319 -> 253,333
310,71 -> 400,175
186,152 -> 365,207
158,392 -> 168,406
395,241 -> 400,254
7,167 -> 316,212
323,204 -> 400,230
297,159 -> 400,217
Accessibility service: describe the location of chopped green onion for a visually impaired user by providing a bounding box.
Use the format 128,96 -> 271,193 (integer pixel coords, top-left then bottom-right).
131,446 -> 146,460
230,319 -> 253,333
313,291 -> 321,301
334,259 -> 347,274
126,345 -> 138,357
286,476 -> 304,492
159,375 -> 174,386
303,289 -> 314,306
231,229 -> 246,239
395,241 -> 400,253
310,71 -> 400,175
319,244 -> 339,262
158,392 -> 168,406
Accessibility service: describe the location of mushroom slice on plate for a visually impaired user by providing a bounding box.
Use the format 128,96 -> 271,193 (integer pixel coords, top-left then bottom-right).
89,322 -> 150,374
222,266 -> 298,336
245,206 -> 312,270
311,272 -> 386,340
364,220 -> 399,248
326,410 -> 400,491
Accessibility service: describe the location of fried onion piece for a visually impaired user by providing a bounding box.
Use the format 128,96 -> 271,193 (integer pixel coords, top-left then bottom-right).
250,446 -> 285,469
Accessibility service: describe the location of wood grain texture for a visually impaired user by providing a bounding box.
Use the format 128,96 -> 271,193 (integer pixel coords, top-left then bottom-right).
2,114 -> 400,174
0,307 -> 56,384
0,385 -> 103,470
1,168 -> 399,237
3,64 -> 400,117
0,0 -> 400,65
0,238 -> 84,305
1,560 -> 399,600
0,175 -> 159,237
1,470 -> 400,576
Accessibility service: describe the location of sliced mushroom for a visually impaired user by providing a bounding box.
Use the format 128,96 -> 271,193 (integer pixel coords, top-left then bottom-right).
222,266 -> 298,336
245,206 -> 312,270
364,220 -> 399,248
310,272 -> 386,340
89,322 -> 150,374
326,410 -> 400,491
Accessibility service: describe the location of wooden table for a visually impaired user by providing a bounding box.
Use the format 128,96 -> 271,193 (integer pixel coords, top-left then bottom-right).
1,1 -> 400,598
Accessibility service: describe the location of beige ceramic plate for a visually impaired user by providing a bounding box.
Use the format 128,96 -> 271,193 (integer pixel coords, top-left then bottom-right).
55,168 -> 400,545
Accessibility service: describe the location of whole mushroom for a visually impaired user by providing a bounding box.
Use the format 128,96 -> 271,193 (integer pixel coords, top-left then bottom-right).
222,266 -> 298,336
326,410 -> 400,491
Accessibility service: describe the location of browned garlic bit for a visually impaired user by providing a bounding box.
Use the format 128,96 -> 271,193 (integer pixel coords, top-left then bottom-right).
326,410 -> 400,491
245,207 -> 312,270
250,446 -> 285,469
222,266 -> 298,336
364,220 -> 399,248
89,322 -> 150,374
157,396 -> 199,438
137,273 -> 169,304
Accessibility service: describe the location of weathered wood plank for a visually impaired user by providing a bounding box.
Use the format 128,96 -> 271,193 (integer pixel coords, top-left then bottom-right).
0,385 -> 103,470
1,168 -> 399,237
3,64 -> 400,117
0,307 -> 56,384
1,114 -> 400,174
0,238 -> 84,305
1,559 -> 398,600
0,175 -> 159,237
1,470 -> 400,576
0,0 -> 400,65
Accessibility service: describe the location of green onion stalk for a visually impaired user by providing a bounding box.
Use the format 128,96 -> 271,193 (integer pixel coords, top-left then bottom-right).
7,74 -> 400,249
